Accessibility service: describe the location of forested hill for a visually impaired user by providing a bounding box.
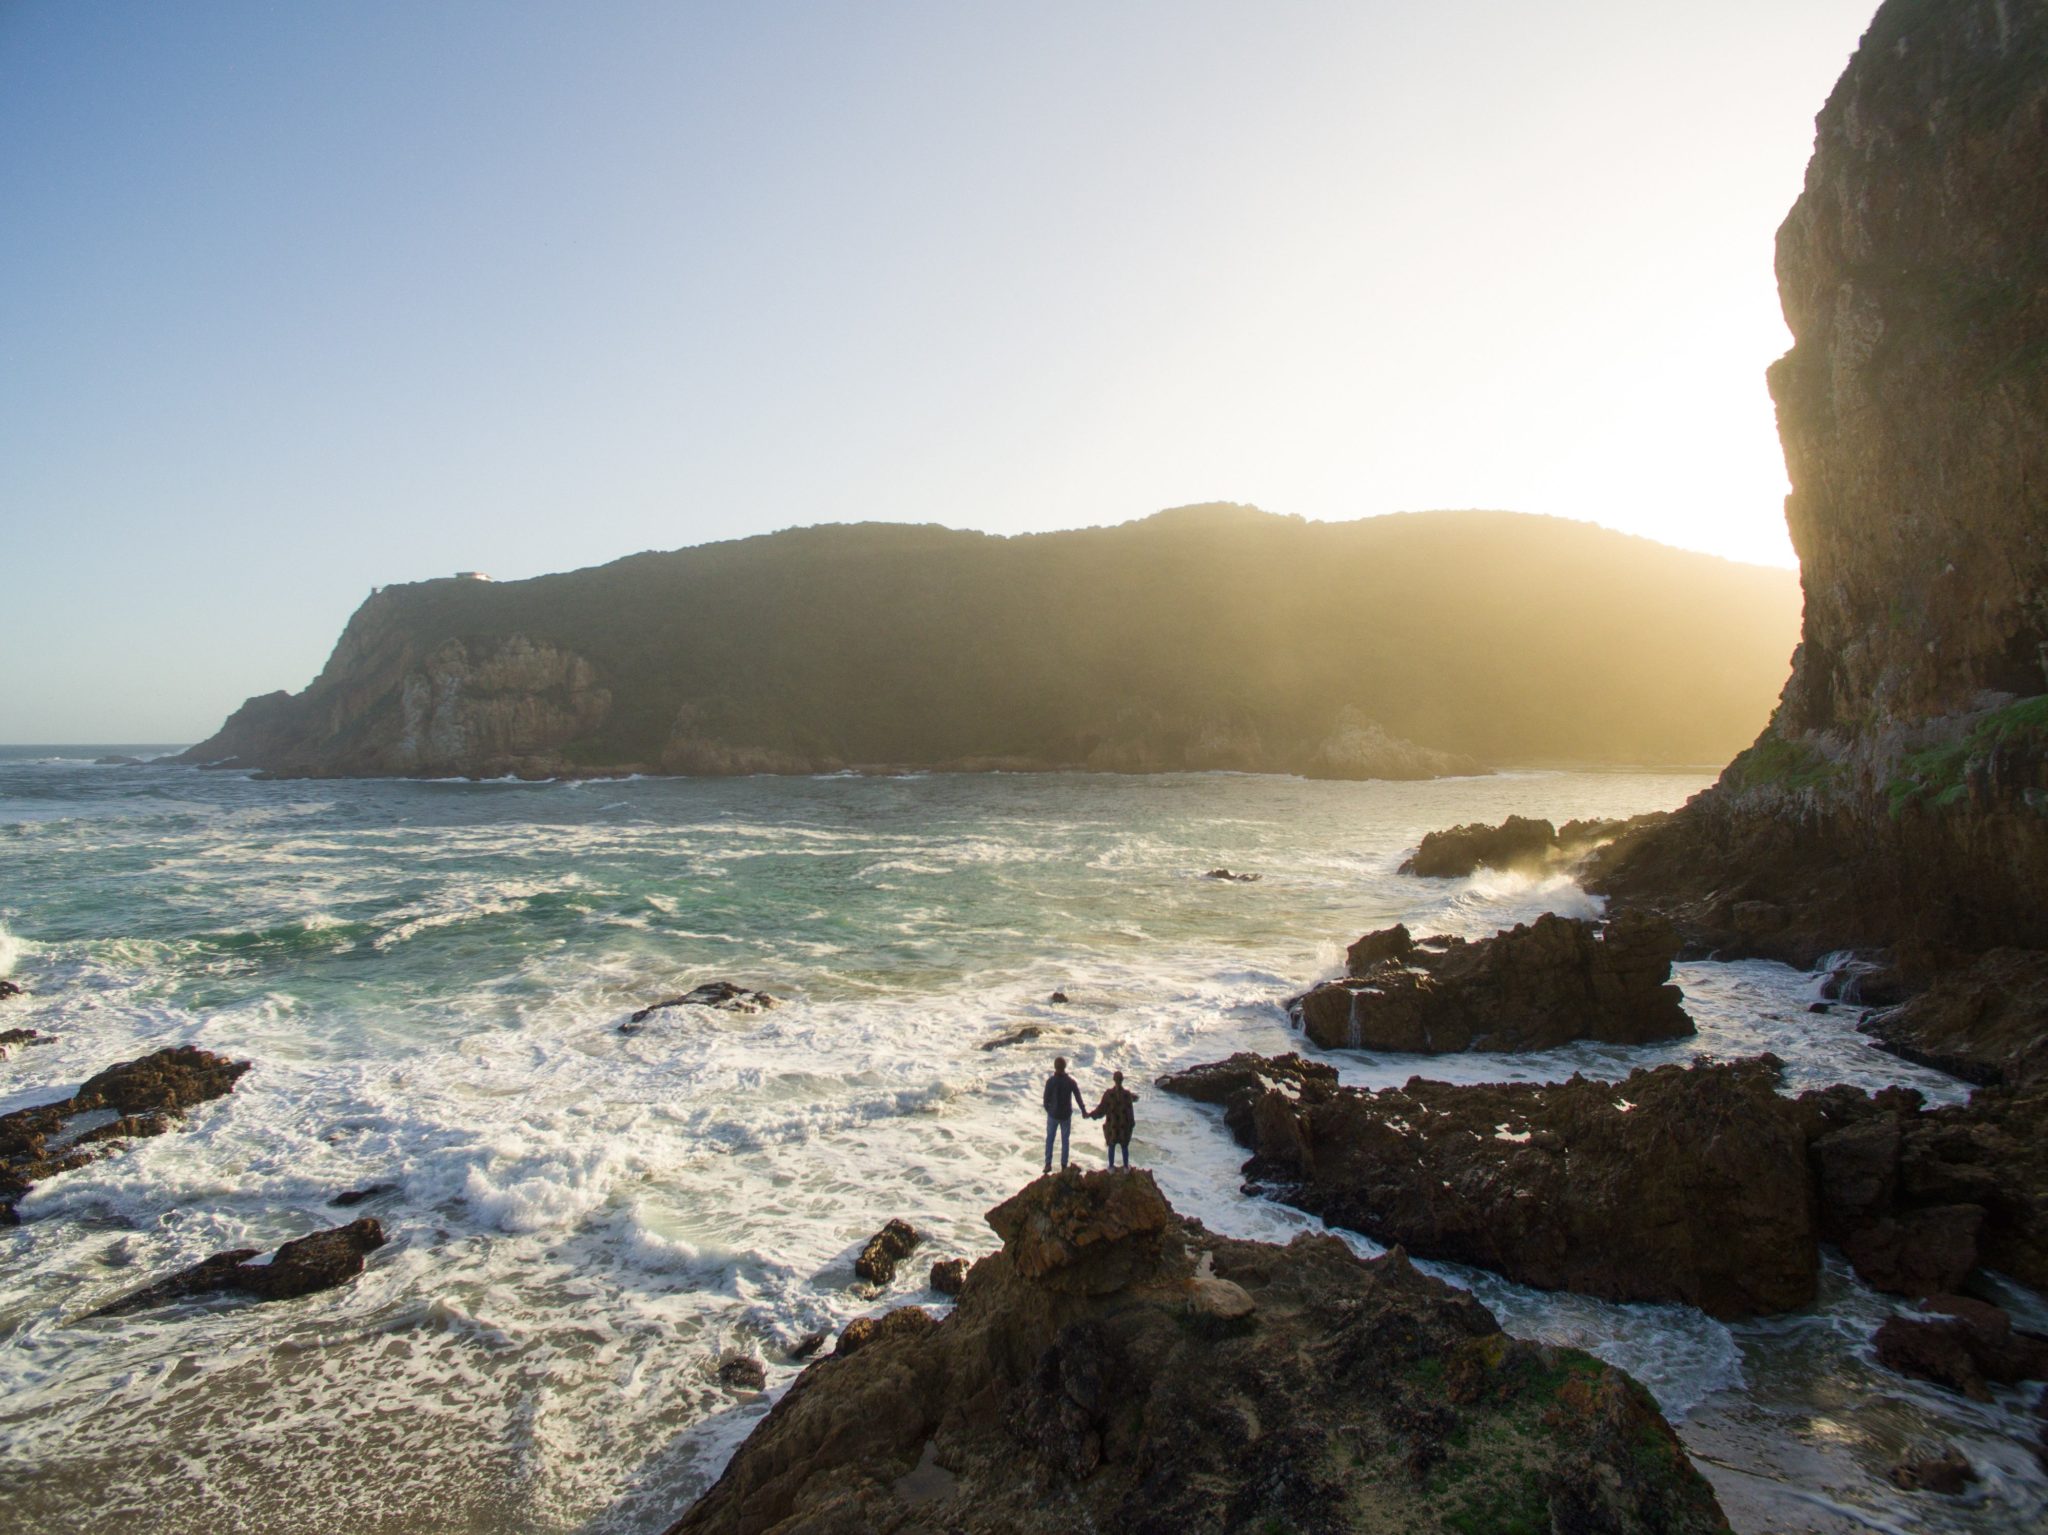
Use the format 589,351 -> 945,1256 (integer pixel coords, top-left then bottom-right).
180,505 -> 1802,779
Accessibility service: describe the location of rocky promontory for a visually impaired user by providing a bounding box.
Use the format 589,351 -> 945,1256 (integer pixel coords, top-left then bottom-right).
1161,1056 -> 1815,1318
1289,912 -> 1691,1054
669,1169 -> 1728,1534
1587,0 -> 2048,1052
175,505 -> 1796,780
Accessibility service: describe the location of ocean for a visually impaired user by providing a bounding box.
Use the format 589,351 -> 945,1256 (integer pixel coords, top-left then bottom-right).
0,751 -> 2040,1534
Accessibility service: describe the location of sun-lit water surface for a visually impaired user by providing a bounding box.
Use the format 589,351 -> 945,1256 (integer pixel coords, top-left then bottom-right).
0,753 -> 2038,1534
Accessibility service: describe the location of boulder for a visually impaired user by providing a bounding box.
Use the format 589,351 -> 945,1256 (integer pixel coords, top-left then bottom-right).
1292,911 -> 1692,1054
1200,869 -> 1259,883
717,1355 -> 768,1391
0,980 -> 22,1001
0,1028 -> 47,1049
89,1218 -> 386,1317
928,1258 -> 968,1296
668,1172 -> 1727,1535
978,1025 -> 1041,1051
624,982 -> 777,1029
854,1218 -> 923,1285
1890,1446 -> 1976,1495
1163,1054 -> 1817,1318
1873,1296 -> 2048,1402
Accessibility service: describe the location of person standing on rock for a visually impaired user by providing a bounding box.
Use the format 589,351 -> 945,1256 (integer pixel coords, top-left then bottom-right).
1088,1070 -> 1138,1168
1042,1056 -> 1088,1174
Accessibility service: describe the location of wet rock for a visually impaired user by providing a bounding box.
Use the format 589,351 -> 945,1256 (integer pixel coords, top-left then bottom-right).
0,1028 -> 48,1049
978,1024 -> 1041,1051
1873,1296 -> 2048,1402
0,980 -> 22,1001
1798,1080 -> 2048,1295
668,1170 -> 1728,1535
89,1218 -> 386,1317
329,1183 -> 397,1207
928,1258 -> 968,1296
1859,948 -> 2048,1086
0,1046 -> 251,1224
1200,868 -> 1259,883
1047,991 -> 1068,1004
1890,1445 -> 1976,1495
854,1218 -> 923,1285
787,1329 -> 829,1362
1401,814 -> 1560,877
624,982 -> 778,1030
1154,1051 -> 1338,1151
1292,911 -> 1692,1054
1163,1054 -> 1816,1318
718,1354 -> 768,1391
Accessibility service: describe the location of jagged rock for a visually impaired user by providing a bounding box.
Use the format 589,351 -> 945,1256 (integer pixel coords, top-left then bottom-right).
1155,1052 -> 1338,1151
1164,1054 -> 1815,1318
668,1170 -> 1727,1535
1859,948 -> 2048,1086
88,1218 -> 386,1317
1874,1295 -> 2048,1403
1801,1080 -> 2048,1295
978,1024 -> 1041,1051
928,1258 -> 968,1296
0,1046 -> 251,1224
718,1355 -> 768,1391
1890,1445 -> 1976,1495
1200,868 -> 1259,883
854,1219 -> 923,1285
624,982 -> 778,1029
1291,911 -> 1692,1054
1400,814 -> 1645,878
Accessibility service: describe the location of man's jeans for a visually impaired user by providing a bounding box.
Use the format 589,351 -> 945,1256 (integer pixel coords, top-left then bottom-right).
1044,1111 -> 1072,1170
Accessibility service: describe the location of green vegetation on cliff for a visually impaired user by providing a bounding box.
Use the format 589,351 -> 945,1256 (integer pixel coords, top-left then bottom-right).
185,505 -> 1800,778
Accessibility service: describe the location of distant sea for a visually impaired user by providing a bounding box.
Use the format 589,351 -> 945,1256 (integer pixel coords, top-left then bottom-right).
0,749 -> 2039,1534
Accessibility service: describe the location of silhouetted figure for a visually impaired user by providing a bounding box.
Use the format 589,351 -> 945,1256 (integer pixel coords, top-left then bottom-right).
1042,1056 -> 1087,1173
1089,1071 -> 1138,1167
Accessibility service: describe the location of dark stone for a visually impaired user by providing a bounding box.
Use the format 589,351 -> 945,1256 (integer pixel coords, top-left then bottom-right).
329,1183 -> 397,1207
0,980 -> 22,1001
624,982 -> 777,1029
1201,869 -> 1260,883
929,1258 -> 968,1295
1400,815 -> 1560,877
667,1171 -> 1728,1535
1293,911 -> 1692,1054
0,1028 -> 46,1048
1889,1446 -> 1976,1495
1838,1205 -> 1983,1298
1874,1296 -> 2048,1402
1163,1054 -> 1816,1318
717,1355 -> 768,1391
88,1218 -> 386,1317
979,1025 -> 1042,1051
855,1218 -> 923,1285
1048,992 -> 1069,1004
787,1329 -> 829,1362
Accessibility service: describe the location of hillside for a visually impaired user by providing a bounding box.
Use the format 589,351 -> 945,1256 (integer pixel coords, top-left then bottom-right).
180,505 -> 1800,778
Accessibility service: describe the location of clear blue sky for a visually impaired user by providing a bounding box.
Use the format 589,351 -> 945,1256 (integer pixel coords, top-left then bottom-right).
2,1 -> 1876,742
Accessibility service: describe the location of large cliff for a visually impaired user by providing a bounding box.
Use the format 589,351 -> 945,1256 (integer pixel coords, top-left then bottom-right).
1593,0 -> 2048,1070
180,505 -> 1797,780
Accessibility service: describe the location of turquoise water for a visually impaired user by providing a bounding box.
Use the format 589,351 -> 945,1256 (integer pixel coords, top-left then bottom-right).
0,752 -> 2038,1534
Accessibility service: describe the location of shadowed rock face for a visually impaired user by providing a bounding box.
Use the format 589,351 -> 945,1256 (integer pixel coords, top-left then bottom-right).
1290,912 -> 1691,1055
1399,816 -> 1641,879
1163,1056 -> 1817,1319
1589,1 -> 2048,1007
668,1170 -> 1728,1535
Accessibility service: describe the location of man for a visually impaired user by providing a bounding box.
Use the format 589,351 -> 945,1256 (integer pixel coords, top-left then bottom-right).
1089,1071 -> 1138,1168
1042,1056 -> 1088,1173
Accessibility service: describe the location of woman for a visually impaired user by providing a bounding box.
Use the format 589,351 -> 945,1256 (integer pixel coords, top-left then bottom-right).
1089,1070 -> 1138,1168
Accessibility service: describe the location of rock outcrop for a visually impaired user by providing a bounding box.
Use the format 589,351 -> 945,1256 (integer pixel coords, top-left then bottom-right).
1400,815 -> 1641,879
1288,912 -> 1692,1054
1588,1 -> 2048,1032
87,1218 -> 387,1318
854,1219 -> 923,1286
1856,948 -> 2048,1085
1162,1055 -> 1817,1318
669,1170 -> 1727,1534
1873,1293 -> 2048,1403
1803,1079 -> 2048,1294
174,506 -> 1797,780
0,1045 -> 252,1224
623,981 -> 779,1030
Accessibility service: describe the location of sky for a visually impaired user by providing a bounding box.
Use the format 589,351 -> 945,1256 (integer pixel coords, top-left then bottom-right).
1,1 -> 1879,743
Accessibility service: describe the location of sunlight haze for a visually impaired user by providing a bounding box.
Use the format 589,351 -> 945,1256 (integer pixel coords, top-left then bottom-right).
0,1 -> 1872,740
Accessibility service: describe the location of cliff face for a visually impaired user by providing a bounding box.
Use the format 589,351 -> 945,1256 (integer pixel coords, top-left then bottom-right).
182,506 -> 1799,780
1594,0 -> 2048,987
